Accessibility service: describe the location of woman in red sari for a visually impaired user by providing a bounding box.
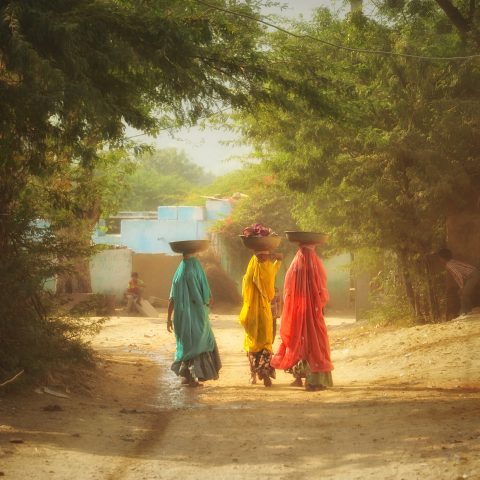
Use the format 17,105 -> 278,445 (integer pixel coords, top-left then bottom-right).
271,244 -> 333,391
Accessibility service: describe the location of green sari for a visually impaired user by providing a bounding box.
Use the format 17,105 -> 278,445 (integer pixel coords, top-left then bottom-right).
170,257 -> 221,382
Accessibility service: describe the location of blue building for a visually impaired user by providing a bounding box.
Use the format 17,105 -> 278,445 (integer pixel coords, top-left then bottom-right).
93,198 -> 232,254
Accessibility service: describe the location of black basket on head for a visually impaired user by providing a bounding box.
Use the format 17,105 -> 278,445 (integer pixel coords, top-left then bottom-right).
284,231 -> 328,246
169,240 -> 210,254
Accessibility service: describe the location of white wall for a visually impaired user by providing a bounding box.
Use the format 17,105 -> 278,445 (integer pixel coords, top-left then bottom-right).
90,249 -> 133,300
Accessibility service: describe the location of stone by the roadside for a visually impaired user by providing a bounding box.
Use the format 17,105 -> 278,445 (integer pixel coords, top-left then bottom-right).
9,439 -> 23,444
43,387 -> 69,399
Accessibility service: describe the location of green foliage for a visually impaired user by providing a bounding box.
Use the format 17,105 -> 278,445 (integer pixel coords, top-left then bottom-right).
0,197 -> 99,377
203,163 -> 299,251
223,175 -> 298,238
0,0 -> 270,380
137,149 -> 214,186
203,168 -> 257,197
121,149 -> 213,211
356,249 -> 423,326
122,172 -> 193,211
364,295 -> 415,327
181,166 -> 257,205
1,0 -> 268,165
378,1 -> 480,47
233,3 -> 480,321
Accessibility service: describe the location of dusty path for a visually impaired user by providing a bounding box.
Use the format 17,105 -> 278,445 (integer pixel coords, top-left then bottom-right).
1,312 -> 479,479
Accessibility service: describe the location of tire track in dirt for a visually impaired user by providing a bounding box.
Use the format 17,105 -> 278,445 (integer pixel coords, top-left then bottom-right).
102,330 -> 187,480
101,314 -> 480,480
104,410 -> 171,480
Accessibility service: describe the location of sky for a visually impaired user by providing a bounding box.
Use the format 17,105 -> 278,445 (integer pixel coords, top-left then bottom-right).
130,1 -> 344,176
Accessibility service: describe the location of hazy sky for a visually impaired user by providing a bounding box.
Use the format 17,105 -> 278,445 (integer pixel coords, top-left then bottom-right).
132,1 -> 343,176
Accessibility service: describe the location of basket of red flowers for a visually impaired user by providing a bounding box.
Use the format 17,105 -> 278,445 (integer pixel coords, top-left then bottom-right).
240,224 -> 281,251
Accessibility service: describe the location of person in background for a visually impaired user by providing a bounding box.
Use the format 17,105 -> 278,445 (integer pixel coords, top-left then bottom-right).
167,253 -> 221,387
239,251 -> 283,387
437,248 -> 480,316
126,272 -> 145,312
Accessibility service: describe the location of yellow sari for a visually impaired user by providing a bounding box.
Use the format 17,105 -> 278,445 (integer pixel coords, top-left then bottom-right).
239,255 -> 281,353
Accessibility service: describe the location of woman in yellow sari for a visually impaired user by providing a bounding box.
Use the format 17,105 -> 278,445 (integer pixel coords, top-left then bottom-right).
239,252 -> 282,387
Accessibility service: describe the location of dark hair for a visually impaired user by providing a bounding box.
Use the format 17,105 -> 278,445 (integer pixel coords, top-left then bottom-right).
131,271 -> 139,277
437,248 -> 452,261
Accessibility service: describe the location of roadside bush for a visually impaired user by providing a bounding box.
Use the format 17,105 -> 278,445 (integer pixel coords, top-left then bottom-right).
0,203 -> 103,384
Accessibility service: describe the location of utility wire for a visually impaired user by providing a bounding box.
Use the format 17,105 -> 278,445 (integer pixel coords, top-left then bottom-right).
195,0 -> 480,61
126,3 -> 479,141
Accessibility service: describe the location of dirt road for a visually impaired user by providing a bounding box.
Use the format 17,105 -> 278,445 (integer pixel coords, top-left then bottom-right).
1,312 -> 479,479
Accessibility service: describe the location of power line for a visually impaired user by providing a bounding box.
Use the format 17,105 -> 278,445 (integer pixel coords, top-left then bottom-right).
195,0 -> 480,61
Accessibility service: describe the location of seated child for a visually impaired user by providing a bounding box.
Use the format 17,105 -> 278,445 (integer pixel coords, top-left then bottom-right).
126,272 -> 145,312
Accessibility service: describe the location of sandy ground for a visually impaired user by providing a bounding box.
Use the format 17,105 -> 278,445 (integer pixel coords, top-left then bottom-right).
1,310 -> 479,480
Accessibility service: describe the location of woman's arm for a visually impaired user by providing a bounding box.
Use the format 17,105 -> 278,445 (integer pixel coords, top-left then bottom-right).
167,298 -> 174,332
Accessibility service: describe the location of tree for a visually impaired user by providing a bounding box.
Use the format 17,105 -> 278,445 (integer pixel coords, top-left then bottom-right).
380,0 -> 480,46
120,149 -> 213,211
52,148 -> 136,293
233,5 -> 480,322
199,163 -> 299,257
136,149 -> 214,186
0,0 -> 271,377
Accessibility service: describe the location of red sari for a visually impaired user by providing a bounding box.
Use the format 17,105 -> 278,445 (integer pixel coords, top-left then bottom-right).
271,245 -> 333,374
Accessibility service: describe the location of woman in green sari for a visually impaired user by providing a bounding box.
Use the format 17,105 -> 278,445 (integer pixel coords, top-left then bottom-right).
167,253 -> 221,387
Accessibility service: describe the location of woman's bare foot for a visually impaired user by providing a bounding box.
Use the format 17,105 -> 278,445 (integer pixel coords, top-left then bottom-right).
250,373 -> 257,384
290,377 -> 303,387
263,376 -> 272,387
188,380 -> 203,388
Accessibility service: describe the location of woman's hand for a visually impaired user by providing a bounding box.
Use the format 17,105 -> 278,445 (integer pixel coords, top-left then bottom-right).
167,299 -> 174,332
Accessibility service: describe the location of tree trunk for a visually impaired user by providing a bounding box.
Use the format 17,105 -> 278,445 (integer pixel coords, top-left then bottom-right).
55,170 -> 101,295
424,257 -> 441,321
398,249 -> 418,318
435,0 -> 480,46
56,257 -> 92,294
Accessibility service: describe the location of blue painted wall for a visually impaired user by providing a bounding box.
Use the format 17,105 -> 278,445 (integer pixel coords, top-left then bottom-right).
93,200 -> 232,255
